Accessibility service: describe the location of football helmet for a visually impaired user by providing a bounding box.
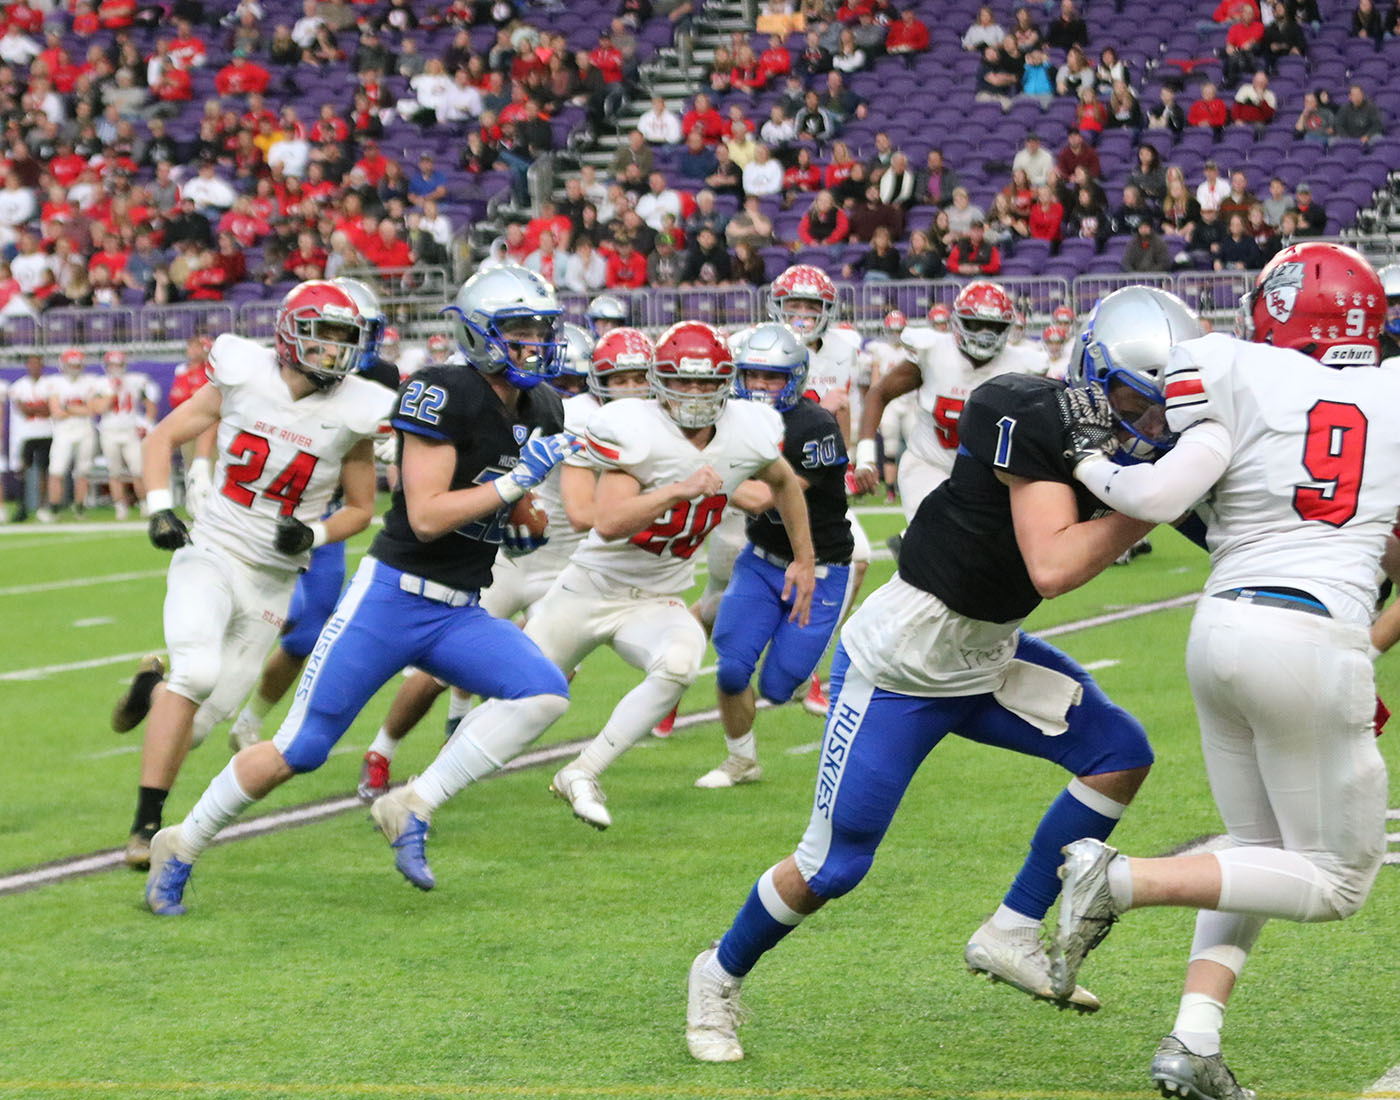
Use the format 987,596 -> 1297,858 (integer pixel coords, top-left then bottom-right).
59,347 -> 83,375
331,276 -> 385,368
1376,262 -> 1400,337
927,303 -> 951,332
769,264 -> 837,339
381,325 -> 400,357
443,264 -> 564,388
883,309 -> 907,334
733,322 -> 809,412
1042,324 -> 1068,353
590,327 -> 654,402
1073,286 -> 1203,459
586,293 -> 629,335
951,281 -> 1015,363
651,320 -> 735,429
1052,304 -> 1076,328
550,322 -> 595,396
275,280 -> 364,387
104,348 -> 127,374
1239,242 -> 1384,367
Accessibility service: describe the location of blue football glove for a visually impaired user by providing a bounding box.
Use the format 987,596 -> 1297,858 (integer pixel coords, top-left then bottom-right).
493,429 -> 583,503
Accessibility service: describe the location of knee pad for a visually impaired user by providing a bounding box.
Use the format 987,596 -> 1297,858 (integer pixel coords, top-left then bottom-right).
650,634 -> 704,686
279,720 -> 338,773
757,659 -> 805,706
807,847 -> 873,900
167,651 -> 221,706
716,654 -> 755,697
1321,847 -> 1384,921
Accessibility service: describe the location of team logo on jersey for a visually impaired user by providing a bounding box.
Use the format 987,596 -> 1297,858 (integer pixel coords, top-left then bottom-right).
513,424 -> 528,444
1261,262 -> 1304,324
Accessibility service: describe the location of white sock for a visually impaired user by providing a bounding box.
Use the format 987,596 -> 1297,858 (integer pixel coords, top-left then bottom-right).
233,705 -> 262,734
368,727 -> 399,761
178,761 -> 254,861
1107,854 -> 1134,910
725,730 -> 756,760
703,952 -> 740,985
990,903 -> 1042,932
447,690 -> 474,721
575,676 -> 686,776
247,691 -> 275,720
414,694 -> 568,811
1173,993 -> 1226,1057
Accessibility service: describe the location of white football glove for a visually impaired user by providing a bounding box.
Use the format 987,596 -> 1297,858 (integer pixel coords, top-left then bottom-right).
373,428 -> 398,466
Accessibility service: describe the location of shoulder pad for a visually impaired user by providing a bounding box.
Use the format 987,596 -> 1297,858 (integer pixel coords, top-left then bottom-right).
579,398 -> 655,470
562,392 -> 601,434
336,375 -> 399,437
210,333 -> 270,388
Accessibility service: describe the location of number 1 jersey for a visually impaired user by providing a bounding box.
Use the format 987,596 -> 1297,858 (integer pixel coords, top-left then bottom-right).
194,333 -> 394,574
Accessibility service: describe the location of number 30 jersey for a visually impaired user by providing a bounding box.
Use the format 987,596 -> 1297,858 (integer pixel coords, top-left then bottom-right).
195,334 -> 395,574
1165,332 -> 1400,623
902,329 -> 1044,476
569,397 -> 784,594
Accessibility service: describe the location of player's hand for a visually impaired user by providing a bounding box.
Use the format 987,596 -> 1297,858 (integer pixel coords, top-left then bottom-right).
851,437 -> 879,495
819,388 -> 849,414
148,509 -> 190,551
782,558 -> 816,627
1056,386 -> 1118,471
675,464 -> 723,500
373,425 -> 398,466
184,457 -> 213,520
494,429 -> 583,504
274,515 -> 317,555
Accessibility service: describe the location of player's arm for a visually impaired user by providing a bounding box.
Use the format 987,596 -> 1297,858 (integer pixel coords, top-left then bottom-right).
143,381 -> 224,499
400,433 -> 522,541
755,455 -> 816,624
322,439 -> 376,543
1073,421 -> 1232,523
560,463 -> 598,532
47,391 -> 67,419
853,357 -> 920,491
591,465 -> 724,540
820,386 -> 851,442
1372,534 -> 1400,656
732,477 -> 777,513
1004,475 -> 1155,599
90,389 -> 113,415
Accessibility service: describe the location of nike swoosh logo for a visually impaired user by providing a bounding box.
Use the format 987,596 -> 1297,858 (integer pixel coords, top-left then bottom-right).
321,422 -> 340,429
819,600 -> 839,606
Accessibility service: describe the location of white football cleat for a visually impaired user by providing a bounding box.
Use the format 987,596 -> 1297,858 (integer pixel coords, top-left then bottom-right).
550,766 -> 612,830
965,918 -> 1100,1013
1050,838 -> 1123,1000
694,755 -> 763,789
228,711 -> 262,753
686,945 -> 744,1062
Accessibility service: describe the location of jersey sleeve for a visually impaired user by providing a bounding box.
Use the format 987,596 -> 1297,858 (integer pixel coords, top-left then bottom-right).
745,401 -> 785,466
1164,332 -> 1236,436
209,332 -> 258,391
573,398 -> 652,471
339,376 -> 399,439
390,364 -> 474,443
958,377 -> 1068,483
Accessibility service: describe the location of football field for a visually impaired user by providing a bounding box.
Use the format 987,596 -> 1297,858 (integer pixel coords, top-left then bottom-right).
1,507 -> 1397,1100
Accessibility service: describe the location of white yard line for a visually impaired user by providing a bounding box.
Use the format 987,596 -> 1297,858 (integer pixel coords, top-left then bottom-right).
1362,1065 -> 1400,1097
0,521 -> 146,537
0,570 -> 165,597
0,649 -> 164,683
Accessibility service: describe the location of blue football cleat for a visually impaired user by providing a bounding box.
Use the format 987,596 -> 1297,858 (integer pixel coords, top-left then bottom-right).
145,826 -> 193,916
370,787 -> 436,890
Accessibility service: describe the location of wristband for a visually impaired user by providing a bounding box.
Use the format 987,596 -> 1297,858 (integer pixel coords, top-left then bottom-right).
146,488 -> 174,513
854,438 -> 878,470
310,522 -> 327,549
493,475 -> 526,504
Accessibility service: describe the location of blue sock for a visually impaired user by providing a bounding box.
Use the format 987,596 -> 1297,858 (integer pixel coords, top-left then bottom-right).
1002,780 -> 1125,921
716,865 -> 807,977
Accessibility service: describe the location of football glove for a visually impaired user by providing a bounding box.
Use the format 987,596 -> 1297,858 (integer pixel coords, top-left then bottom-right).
373,429 -> 398,466
274,515 -> 317,555
1056,386 -> 1118,471
148,509 -> 190,551
492,429 -> 584,504
501,526 -> 550,558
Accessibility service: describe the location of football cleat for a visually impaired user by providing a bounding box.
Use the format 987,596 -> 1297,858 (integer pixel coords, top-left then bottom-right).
694,755 -> 763,789
145,826 -> 193,916
652,704 -> 677,738
369,786 -> 435,890
1113,538 -> 1154,566
125,829 -> 154,871
686,944 -> 745,1062
1049,838 -> 1124,1000
802,674 -> 829,717
358,750 -> 392,803
550,765 -> 612,830
228,711 -> 262,753
111,654 -> 165,733
965,918 -> 1100,1013
1150,1035 -> 1257,1100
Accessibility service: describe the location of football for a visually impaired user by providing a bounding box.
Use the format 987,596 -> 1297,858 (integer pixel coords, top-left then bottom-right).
507,491 -> 549,540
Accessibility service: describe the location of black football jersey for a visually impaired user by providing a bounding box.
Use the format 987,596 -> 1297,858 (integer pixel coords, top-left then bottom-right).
371,365 -> 565,590
747,397 -> 854,564
898,372 -> 1112,624
361,353 -> 402,392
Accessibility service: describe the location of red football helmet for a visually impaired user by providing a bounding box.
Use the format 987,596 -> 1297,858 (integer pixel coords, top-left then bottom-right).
59,346 -> 83,374
590,326 -> 655,402
381,325 -> 400,350
275,280 -> 364,385
951,280 -> 1015,362
769,264 -> 837,339
1241,242 -> 1385,366
1042,323 -> 1068,350
883,309 -> 907,333
104,348 -> 127,373
927,303 -> 951,331
651,320 -> 735,428
426,331 -> 452,361
1052,304 -> 1076,328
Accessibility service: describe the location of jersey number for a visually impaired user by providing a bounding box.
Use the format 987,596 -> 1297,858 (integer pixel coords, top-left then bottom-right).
222,431 -> 320,517
631,494 -> 728,559
992,416 -> 1017,469
1292,400 -> 1367,527
401,381 -> 447,425
932,396 -> 965,449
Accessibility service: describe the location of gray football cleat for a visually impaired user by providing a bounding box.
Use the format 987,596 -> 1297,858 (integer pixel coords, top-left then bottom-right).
1049,838 -> 1123,999
1150,1035 -> 1257,1100
686,944 -> 744,1062
550,765 -> 612,830
694,755 -> 763,789
965,919 -> 1100,1013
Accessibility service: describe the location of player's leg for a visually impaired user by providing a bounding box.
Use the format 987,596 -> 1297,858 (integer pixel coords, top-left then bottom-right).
72,427 -> 94,514
99,432 -> 126,518
700,546 -> 788,787
124,434 -> 146,506
878,400 -> 905,501
894,450 -> 947,526
359,672 -> 449,802
688,646 -> 957,1061
806,514 -> 866,716
46,428 -> 73,514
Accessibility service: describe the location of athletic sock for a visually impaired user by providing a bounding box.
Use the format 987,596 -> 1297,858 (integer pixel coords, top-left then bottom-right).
368,727 -> 399,762
177,761 -> 255,862
1002,778 -> 1126,921
725,731 -> 756,760
414,694 -> 568,811
131,786 -> 168,837
1173,993 -> 1226,1057
575,676 -> 684,776
990,903 -> 1042,933
715,865 -> 808,978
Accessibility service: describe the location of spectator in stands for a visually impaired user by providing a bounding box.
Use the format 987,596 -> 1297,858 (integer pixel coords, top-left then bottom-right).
705,143 -> 743,198
1093,47 -> 1129,96
1106,81 -> 1142,136
886,8 -> 929,65
1220,169 -> 1257,222
1247,203 -> 1280,262
1064,185 -> 1109,251
681,225 -> 732,284
1013,132 -> 1053,189
742,142 -> 784,198
1010,6 -> 1042,52
563,236 -> 607,293
605,233 -> 649,288
783,147 -> 823,206
917,149 -> 960,208
1055,128 -> 1100,182
1127,144 -> 1166,202
686,190 -> 728,240
1189,204 -> 1226,266
945,186 -> 985,236
354,25 -> 392,74
1293,88 -> 1333,142
1352,0 -> 1385,43
1075,86 -> 1108,142
1195,159 -> 1230,213
182,158 -> 236,216
407,153 -> 448,208
1148,85 -> 1186,136
291,0 -> 323,48
682,92 -> 725,145
648,230 -> 684,287
732,44 -> 767,96
1020,45 -> 1055,103
1332,82 -> 1385,143
1291,182 -> 1326,235
1122,220 -> 1172,273
759,35 -> 793,84
962,6 -> 1005,51
678,130 -> 717,182
831,28 -> 867,73
1028,183 -> 1064,246
1055,45 -> 1094,98
1109,184 -> 1155,235
733,239 -> 768,286
975,42 -> 1020,110
305,25 -> 345,67
760,104 -> 797,150
1216,212 -> 1262,269
523,227 -> 568,284
214,48 -> 270,95
947,218 -> 1002,276
797,188 -> 849,246
1046,0 -> 1088,50
1187,82 -> 1230,136
848,182 -> 903,242
794,90 -> 837,146
1222,4 -> 1264,86
795,29 -> 832,77
726,194 -> 774,247
727,121 -> 760,168
901,229 -> 944,279
1002,167 -> 1037,222
636,171 -> 683,231
878,151 -> 916,209
1232,70 -> 1277,128
638,96 -> 682,144
843,224 -> 901,280
706,44 -> 735,96
983,193 -> 1025,248
1264,2 -> 1306,68
819,70 -> 867,125
865,131 -> 896,179
1260,175 -> 1289,226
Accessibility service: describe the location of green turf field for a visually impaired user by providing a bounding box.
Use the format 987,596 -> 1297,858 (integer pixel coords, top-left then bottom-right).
0,506 -> 1396,1100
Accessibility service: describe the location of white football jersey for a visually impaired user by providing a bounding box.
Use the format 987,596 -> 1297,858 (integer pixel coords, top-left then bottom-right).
567,397 -> 784,594
805,329 -> 859,400
1042,344 -> 1073,381
193,333 -> 395,573
47,372 -> 101,439
903,330 -> 1045,472
7,375 -> 53,441
1165,332 -> 1400,624
528,390 -> 602,564
94,371 -> 159,433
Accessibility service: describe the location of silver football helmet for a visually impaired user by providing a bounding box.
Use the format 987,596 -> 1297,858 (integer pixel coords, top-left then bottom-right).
733,322 -> 809,411
443,264 -> 565,388
1379,262 -> 1400,337
550,322 -> 595,396
332,276 -> 386,368
585,293 -> 629,335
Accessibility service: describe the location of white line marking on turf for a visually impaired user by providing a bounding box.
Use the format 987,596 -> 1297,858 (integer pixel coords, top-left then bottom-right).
0,569 -> 164,597
73,617 -> 115,628
1038,593 -> 1199,637
0,521 -> 146,538
0,649 -> 163,682
786,741 -> 823,755
1081,659 -> 1121,671
1363,1065 -> 1400,1097
77,745 -> 141,760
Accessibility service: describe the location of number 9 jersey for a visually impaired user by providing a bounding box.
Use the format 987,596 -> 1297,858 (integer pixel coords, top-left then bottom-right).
194,334 -> 394,573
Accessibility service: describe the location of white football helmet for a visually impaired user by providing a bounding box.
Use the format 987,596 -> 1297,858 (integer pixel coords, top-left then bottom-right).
331,275 -> 386,367
1379,262 -> 1400,337
443,264 -> 564,389
550,322 -> 595,396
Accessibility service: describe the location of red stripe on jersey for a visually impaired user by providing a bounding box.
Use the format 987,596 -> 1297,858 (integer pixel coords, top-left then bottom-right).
802,388 -> 819,402
1165,378 -> 1204,401
587,436 -> 620,460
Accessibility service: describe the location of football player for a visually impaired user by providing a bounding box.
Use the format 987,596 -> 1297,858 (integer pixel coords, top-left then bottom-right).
927,303 -> 950,333
42,348 -> 99,520
696,323 -> 852,789
853,280 -> 1047,523
91,350 -> 159,520
142,266 -> 579,913
684,290 -> 1200,1064
586,293 -> 630,336
8,354 -> 53,522
539,320 -> 816,830
865,310 -> 917,504
1049,247 -> 1400,1100
1379,262 -> 1400,365
223,277 -> 404,754
113,280 -> 393,870
169,336 -> 216,518
1040,324 -> 1073,380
